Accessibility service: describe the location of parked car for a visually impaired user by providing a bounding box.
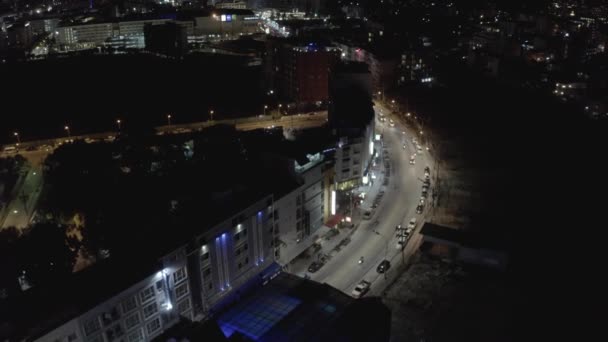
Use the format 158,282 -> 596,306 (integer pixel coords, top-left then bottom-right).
424,166 -> 430,173
407,218 -> 417,230
396,236 -> 408,249
351,280 -> 372,298
308,261 -> 323,273
376,260 -> 391,273
416,204 -> 424,214
363,210 -> 372,220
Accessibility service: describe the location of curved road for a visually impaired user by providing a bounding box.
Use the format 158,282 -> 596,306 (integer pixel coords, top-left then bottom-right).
308,104 -> 434,295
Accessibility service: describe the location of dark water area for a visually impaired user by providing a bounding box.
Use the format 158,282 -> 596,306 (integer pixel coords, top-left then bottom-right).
0,53 -> 265,143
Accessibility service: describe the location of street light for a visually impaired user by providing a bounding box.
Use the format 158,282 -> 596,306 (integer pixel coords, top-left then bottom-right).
13,132 -> 20,144
167,114 -> 172,126
263,105 -> 268,116
64,125 -> 71,137
116,119 -> 122,131
209,110 -> 214,121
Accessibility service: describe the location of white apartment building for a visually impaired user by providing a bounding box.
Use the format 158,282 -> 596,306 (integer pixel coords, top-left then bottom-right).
28,195 -> 276,342
332,122 -> 374,188
273,153 -> 328,265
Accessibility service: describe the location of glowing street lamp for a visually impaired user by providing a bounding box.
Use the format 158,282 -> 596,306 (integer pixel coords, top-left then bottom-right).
13,132 -> 20,144
64,125 -> 71,137
116,119 -> 122,131
263,105 -> 268,116
167,114 -> 172,126
209,110 -> 214,121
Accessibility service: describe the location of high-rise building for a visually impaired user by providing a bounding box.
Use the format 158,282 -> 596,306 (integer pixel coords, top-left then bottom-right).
273,40 -> 340,106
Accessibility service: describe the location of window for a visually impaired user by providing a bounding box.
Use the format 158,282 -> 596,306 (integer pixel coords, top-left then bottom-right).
202,268 -> 211,277
145,318 -> 161,335
175,283 -> 189,299
139,286 -> 154,304
155,280 -> 163,292
122,296 -> 137,313
238,262 -> 243,270
177,298 -> 191,314
201,252 -> 210,262
207,282 -> 213,290
143,302 -> 158,319
173,267 -> 187,284
124,312 -> 141,330
83,318 -> 101,336
127,328 -> 144,342
296,209 -> 301,219
245,257 -> 249,264
273,209 -> 279,220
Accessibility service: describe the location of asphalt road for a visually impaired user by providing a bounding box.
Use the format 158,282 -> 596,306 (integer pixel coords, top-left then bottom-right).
1,165 -> 43,229
307,104 -> 434,296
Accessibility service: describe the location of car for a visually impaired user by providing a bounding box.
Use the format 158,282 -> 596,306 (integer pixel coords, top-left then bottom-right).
419,197 -> 425,205
417,147 -> 422,154
416,204 -> 424,214
351,280 -> 372,298
396,236 -> 408,249
376,260 -> 391,273
389,119 -> 395,127
403,144 -> 407,149
410,159 -> 416,165
407,218 -> 417,229
395,224 -> 402,231
308,261 -> 323,273
424,166 -> 430,173
421,189 -> 428,198
422,184 -> 429,191
363,210 -> 372,220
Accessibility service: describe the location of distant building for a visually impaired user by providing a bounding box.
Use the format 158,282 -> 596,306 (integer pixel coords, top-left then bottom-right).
54,10 -> 261,52
144,22 -> 188,57
271,39 -> 340,106
329,61 -> 375,189
215,0 -> 248,9
336,43 -> 398,92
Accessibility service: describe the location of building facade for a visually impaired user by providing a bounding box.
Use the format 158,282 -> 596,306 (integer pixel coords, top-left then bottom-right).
274,153 -> 329,265
273,41 -> 340,105
30,196 -> 276,342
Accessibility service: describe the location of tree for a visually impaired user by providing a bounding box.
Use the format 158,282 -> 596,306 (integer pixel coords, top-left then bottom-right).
18,222 -> 77,286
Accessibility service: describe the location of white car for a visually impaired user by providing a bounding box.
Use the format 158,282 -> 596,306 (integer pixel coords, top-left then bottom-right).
396,235 -> 408,249
351,280 -> 372,298
389,120 -> 395,127
409,157 -> 416,165
407,218 -> 417,230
